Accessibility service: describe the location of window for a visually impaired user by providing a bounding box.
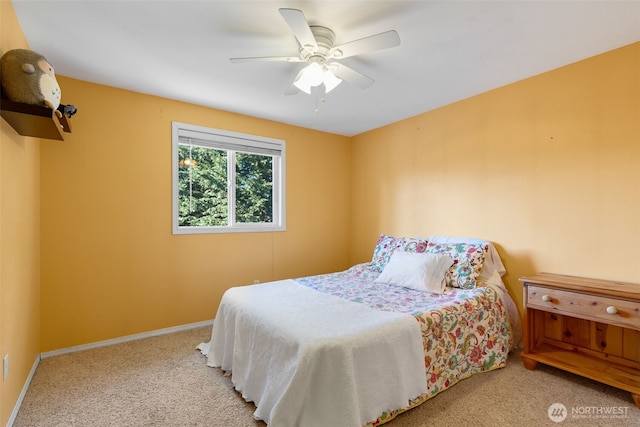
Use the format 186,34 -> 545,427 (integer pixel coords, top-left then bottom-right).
172,122 -> 285,234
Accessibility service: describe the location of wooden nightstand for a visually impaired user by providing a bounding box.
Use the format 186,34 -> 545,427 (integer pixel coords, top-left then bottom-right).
520,273 -> 640,408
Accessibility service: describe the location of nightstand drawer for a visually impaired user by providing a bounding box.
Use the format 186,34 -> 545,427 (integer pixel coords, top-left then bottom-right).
527,285 -> 640,330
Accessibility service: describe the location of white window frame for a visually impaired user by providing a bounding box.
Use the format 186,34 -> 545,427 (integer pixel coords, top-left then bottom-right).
172,121 -> 286,234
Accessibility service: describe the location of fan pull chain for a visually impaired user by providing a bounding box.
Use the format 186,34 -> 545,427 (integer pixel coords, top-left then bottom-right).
314,86 -> 327,114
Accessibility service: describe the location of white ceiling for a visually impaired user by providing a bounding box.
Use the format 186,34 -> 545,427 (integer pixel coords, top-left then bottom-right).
10,1 -> 640,136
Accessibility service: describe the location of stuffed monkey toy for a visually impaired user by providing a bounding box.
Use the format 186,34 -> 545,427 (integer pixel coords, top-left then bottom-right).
1,48 -> 63,118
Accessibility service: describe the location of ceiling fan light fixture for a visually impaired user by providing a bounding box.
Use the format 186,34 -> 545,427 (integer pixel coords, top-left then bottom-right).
323,70 -> 342,93
232,8 -> 401,97
294,61 -> 342,94
294,80 -> 312,94
297,62 -> 324,86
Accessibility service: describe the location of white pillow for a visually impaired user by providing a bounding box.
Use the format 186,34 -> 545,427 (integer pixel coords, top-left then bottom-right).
374,251 -> 454,294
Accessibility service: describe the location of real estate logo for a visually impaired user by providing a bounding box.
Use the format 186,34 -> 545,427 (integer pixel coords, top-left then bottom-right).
548,402 -> 568,422
547,402 -> 630,422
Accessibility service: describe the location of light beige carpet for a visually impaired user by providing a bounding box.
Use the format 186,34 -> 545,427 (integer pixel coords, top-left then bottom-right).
14,326 -> 638,427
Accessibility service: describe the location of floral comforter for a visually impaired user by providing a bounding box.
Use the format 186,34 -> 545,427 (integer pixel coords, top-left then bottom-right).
296,263 -> 513,426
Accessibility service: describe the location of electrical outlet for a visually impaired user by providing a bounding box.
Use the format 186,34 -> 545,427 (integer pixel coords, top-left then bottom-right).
253,279 -> 260,284
3,354 -> 8,381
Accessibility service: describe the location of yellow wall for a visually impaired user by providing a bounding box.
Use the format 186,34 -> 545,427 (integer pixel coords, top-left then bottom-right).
39,77 -> 352,352
3,0 -> 639,421
351,42 -> 640,312
0,2 -> 41,425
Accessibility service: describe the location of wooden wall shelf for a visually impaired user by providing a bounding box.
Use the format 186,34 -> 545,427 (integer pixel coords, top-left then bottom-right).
0,99 -> 71,141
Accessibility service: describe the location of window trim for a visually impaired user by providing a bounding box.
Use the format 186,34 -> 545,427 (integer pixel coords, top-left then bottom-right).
172,121 -> 286,234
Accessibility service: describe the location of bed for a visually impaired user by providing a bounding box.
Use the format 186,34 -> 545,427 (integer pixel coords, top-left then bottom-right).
198,235 -> 522,427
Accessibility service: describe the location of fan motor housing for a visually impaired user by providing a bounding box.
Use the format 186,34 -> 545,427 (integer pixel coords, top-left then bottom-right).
299,26 -> 336,62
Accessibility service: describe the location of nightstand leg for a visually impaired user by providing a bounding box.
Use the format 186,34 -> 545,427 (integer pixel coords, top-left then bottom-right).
632,393 -> 639,409
521,355 -> 538,370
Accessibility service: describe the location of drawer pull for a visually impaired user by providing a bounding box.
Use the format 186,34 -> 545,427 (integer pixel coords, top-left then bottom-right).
606,306 -> 618,314
541,295 -> 552,302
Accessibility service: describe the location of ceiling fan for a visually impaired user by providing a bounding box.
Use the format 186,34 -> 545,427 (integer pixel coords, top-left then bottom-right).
230,8 -> 401,95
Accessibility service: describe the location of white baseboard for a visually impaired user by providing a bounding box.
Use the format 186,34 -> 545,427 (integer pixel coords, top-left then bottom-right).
41,319 -> 214,359
6,354 -> 40,427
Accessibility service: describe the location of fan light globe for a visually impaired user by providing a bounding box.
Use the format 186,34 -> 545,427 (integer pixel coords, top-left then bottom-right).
323,70 -> 342,93
302,62 -> 324,86
294,62 -> 342,94
294,80 -> 312,94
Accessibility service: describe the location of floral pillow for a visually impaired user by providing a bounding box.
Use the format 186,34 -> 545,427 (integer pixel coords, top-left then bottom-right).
425,242 -> 488,289
370,234 -> 428,272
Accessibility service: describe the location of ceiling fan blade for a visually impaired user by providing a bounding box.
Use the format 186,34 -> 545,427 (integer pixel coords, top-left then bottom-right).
329,30 -> 400,59
279,8 -> 318,52
230,56 -> 303,63
330,62 -> 374,89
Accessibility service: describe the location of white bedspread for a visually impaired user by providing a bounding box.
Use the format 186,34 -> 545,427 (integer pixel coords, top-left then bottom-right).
199,279 -> 426,427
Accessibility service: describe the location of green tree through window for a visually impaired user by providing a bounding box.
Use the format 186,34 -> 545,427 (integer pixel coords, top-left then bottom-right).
236,152 -> 273,223
178,146 -> 228,227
